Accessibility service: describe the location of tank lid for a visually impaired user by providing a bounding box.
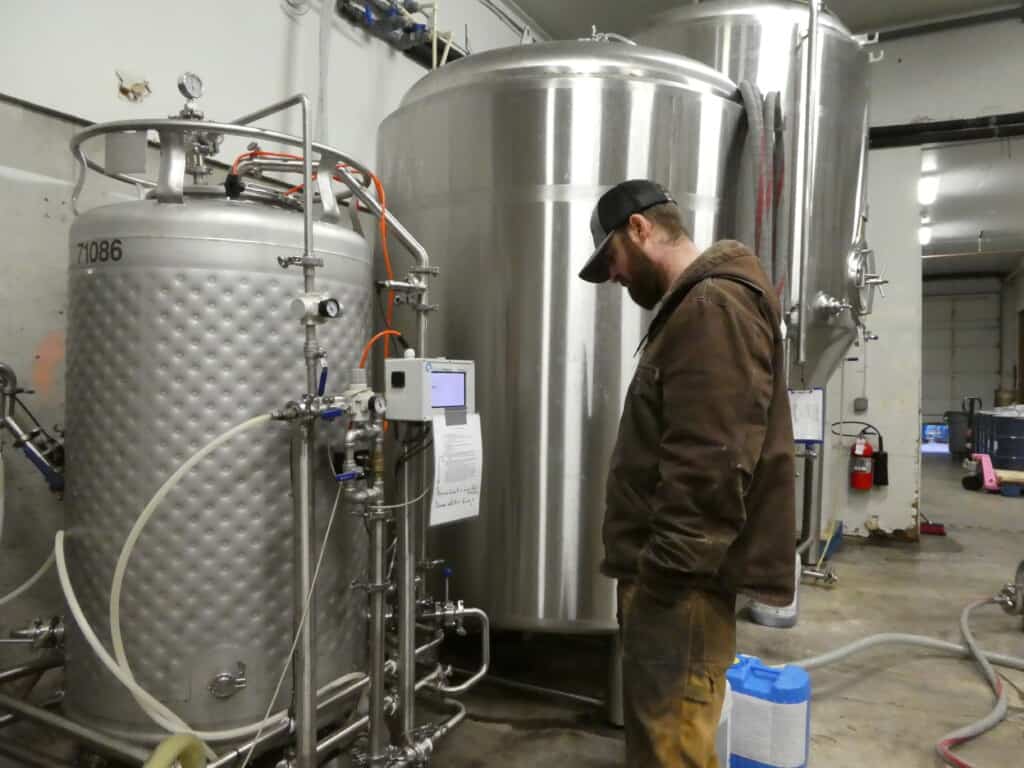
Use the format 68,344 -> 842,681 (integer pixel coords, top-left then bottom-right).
398,40 -> 739,109
638,0 -> 855,39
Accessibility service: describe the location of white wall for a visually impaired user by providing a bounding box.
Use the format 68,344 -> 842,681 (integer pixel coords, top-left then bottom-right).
868,19 -> 1024,125
0,0 -> 535,168
820,147 -> 922,539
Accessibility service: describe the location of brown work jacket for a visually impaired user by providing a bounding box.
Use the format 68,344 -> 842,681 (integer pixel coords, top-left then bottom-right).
601,240 -> 796,606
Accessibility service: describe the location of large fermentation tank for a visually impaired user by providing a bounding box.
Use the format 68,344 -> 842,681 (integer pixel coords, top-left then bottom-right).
64,195 -> 370,736
378,41 -> 744,631
634,1 -> 870,386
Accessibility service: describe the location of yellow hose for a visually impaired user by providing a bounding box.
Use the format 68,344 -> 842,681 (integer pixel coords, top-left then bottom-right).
144,734 -> 207,768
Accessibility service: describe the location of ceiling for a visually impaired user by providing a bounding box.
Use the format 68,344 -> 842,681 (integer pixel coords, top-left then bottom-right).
510,0 -> 1012,39
920,136 -> 1024,274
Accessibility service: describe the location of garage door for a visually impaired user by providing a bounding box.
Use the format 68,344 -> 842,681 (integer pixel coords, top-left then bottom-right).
922,294 -> 1001,422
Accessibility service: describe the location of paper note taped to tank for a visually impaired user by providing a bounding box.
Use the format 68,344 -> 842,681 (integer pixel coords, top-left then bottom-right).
430,413 -> 482,526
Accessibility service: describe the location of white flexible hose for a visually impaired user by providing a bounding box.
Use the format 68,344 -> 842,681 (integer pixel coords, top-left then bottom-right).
0,548 -> 55,607
108,413 -> 292,742
54,531 -> 200,737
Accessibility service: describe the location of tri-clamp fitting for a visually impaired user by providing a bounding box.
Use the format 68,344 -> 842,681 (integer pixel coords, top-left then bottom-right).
8,617 -> 65,650
997,560 -> 1024,617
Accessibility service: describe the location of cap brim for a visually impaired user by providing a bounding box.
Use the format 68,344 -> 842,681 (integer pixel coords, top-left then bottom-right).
578,230 -> 614,283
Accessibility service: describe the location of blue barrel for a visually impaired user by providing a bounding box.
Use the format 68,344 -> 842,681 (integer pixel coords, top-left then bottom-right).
976,409 -> 1024,470
727,656 -> 811,768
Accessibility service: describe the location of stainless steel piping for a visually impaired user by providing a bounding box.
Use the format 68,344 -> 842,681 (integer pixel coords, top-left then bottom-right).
317,714 -> 369,758
70,118 -> 428,269
448,669 -> 604,708
291,420 -> 317,768
0,656 -> 63,685
368,431 -> 389,765
425,607 -> 489,695
0,691 -> 149,764
797,0 -> 822,366
0,692 -> 63,729
398,460 -> 416,741
0,739 -> 72,768
207,719 -> 293,768
208,675 -> 370,767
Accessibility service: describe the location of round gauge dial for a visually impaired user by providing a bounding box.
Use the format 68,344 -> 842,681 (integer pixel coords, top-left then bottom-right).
178,72 -> 204,100
318,298 -> 342,318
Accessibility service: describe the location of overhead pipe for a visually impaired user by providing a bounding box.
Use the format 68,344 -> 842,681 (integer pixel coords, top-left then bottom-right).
870,111 -> 1024,148
875,4 -> 1024,42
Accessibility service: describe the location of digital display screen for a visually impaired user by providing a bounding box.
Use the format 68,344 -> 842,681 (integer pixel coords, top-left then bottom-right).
430,371 -> 466,409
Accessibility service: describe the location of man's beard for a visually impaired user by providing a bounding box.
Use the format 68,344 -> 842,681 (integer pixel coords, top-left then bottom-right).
623,238 -> 665,310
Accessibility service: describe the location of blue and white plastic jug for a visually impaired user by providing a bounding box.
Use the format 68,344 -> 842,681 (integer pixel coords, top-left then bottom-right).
726,655 -> 811,768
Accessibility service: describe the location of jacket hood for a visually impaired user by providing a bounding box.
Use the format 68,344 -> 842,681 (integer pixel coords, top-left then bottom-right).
644,240 -> 782,347
671,240 -> 780,314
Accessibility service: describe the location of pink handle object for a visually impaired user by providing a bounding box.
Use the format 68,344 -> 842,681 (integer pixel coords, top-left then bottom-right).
972,453 -> 1000,492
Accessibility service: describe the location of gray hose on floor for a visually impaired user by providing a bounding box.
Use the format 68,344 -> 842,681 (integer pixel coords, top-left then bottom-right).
934,599 -> 1008,768
793,631 -> 1024,672
787,600 -> 1022,768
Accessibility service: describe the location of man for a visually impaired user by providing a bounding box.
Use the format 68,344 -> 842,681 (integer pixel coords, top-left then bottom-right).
579,180 -> 796,768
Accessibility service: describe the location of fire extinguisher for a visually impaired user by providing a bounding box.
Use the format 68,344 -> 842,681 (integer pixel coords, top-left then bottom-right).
850,438 -> 874,491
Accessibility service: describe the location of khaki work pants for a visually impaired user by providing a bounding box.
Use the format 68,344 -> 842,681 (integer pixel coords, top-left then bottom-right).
617,582 -> 737,768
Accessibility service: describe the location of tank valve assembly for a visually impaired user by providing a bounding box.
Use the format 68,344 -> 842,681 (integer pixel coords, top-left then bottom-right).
0,362 -> 64,494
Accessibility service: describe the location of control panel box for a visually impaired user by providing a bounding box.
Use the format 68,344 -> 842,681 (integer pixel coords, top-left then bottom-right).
385,357 -> 475,422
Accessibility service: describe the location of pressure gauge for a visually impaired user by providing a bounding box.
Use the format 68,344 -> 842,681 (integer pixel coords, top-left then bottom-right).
370,395 -> 387,417
178,72 -> 204,101
318,298 -> 343,319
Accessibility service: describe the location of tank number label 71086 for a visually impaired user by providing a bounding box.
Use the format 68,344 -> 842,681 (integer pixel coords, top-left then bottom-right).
76,239 -> 124,264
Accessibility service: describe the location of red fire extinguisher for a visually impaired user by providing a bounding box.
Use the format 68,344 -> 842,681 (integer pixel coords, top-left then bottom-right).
850,438 -> 874,491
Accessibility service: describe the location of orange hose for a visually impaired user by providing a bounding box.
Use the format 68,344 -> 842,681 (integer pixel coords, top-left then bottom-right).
230,150 -> 304,175
234,152 -> 397,359
359,330 -> 402,369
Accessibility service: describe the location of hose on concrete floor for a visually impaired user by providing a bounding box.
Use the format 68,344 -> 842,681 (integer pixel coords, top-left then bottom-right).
934,600 -> 1007,768
788,598 -> 1022,768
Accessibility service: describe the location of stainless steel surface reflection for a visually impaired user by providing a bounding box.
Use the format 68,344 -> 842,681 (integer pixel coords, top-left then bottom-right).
379,41 -> 744,631
634,1 -> 870,386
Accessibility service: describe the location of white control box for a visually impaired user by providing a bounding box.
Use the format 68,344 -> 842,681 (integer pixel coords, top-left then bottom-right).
385,357 -> 475,422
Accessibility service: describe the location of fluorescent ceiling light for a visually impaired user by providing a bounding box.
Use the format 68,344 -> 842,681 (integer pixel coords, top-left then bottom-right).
918,176 -> 940,206
918,226 -> 933,246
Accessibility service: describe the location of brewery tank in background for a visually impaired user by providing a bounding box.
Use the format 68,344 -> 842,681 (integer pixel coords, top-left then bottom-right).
378,41 -> 744,631
633,0 -> 871,387
64,195 -> 371,735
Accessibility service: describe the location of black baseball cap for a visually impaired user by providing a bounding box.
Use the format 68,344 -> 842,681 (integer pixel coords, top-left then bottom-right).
578,179 -> 676,283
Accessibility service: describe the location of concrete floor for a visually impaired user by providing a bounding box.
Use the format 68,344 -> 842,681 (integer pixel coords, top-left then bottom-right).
432,455 -> 1024,767
1,455 -> 1022,766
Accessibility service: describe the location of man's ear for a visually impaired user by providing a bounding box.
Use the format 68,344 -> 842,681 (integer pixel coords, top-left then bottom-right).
626,212 -> 652,245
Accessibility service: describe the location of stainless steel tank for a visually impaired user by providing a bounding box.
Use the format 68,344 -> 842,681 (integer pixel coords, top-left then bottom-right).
378,41 -> 744,631
64,194 -> 370,736
633,0 -> 871,387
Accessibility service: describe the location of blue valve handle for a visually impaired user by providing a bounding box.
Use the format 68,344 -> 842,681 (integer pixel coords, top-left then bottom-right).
318,366 -> 328,397
336,469 -> 363,483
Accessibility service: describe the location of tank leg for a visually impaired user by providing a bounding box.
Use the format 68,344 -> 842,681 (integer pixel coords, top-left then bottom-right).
606,633 -> 624,727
